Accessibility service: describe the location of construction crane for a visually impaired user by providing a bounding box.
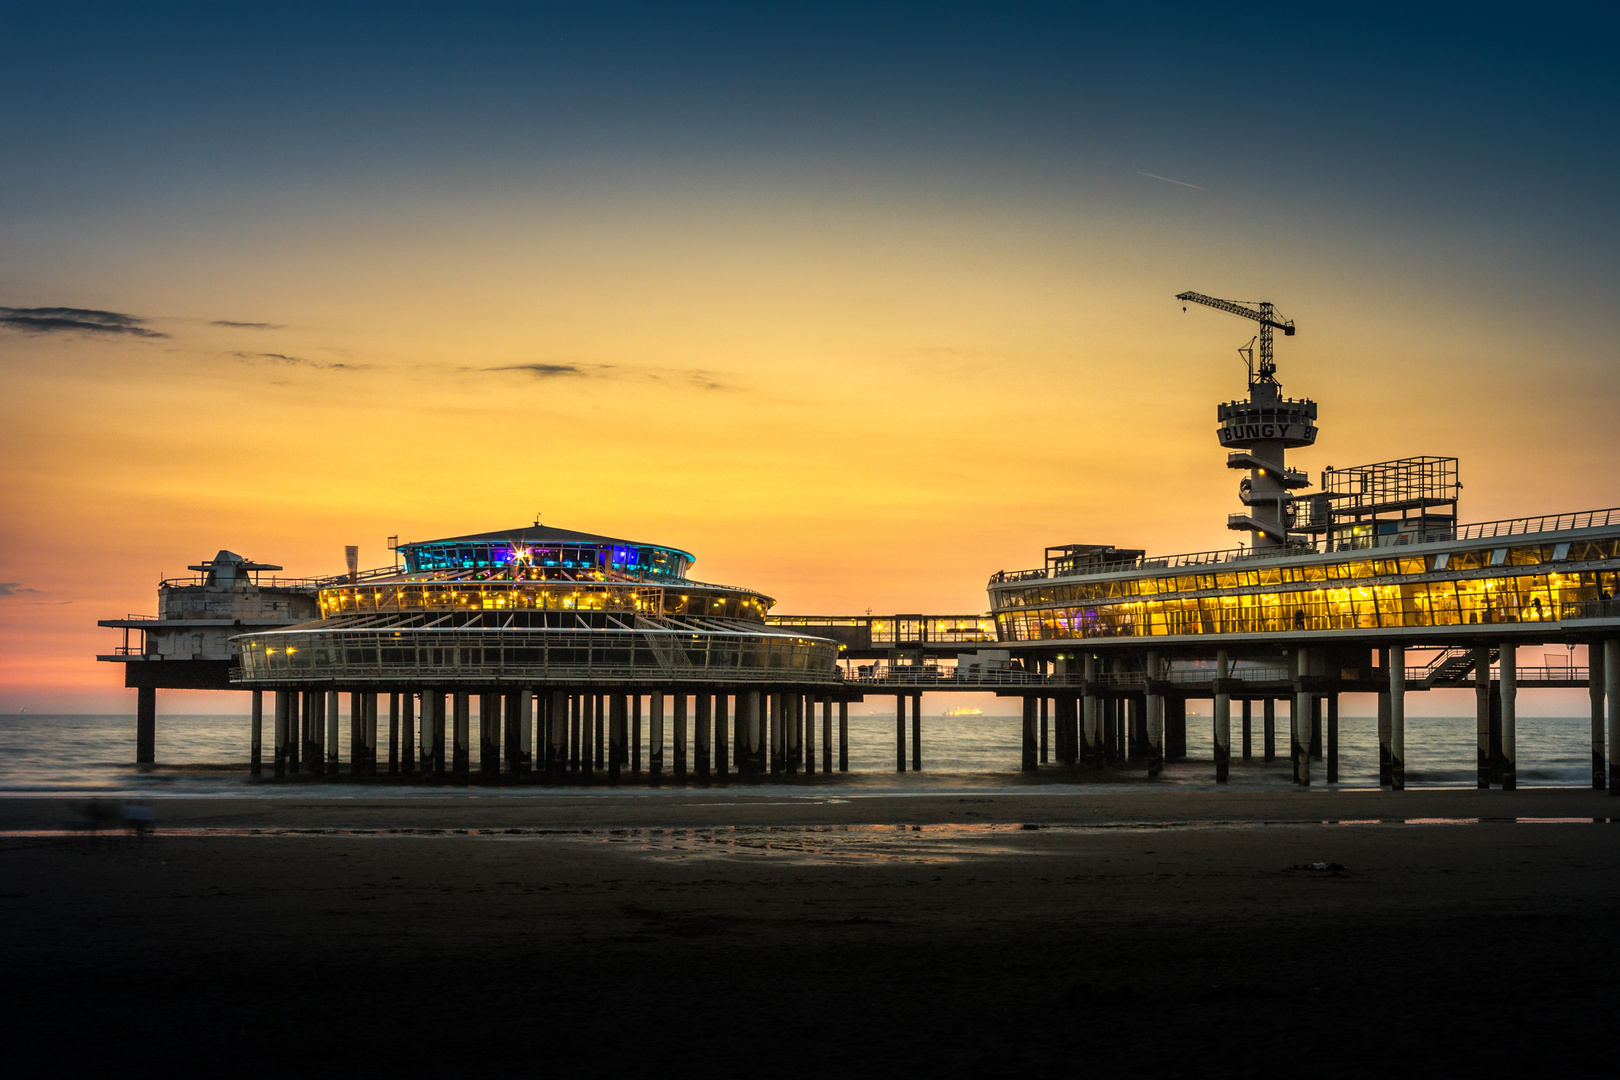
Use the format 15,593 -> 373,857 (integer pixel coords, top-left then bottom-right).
1176,292 -> 1295,386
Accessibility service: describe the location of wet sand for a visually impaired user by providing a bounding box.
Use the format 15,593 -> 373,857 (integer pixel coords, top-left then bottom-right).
3,788 -> 1616,1078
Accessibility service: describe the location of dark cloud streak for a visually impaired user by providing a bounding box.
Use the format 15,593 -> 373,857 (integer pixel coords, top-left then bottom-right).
231,351 -> 362,371
0,306 -> 166,337
211,320 -> 285,329
482,363 -> 583,378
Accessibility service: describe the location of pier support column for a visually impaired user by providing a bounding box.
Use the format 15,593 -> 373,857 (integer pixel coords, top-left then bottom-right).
430,691 -> 447,780
649,693 -> 664,778
418,693 -> 435,777
674,693 -> 688,777
365,693 -> 378,776
786,693 -> 800,775
594,694 -> 605,770
1082,654 -> 1099,768
716,695 -> 730,778
632,695 -> 642,774
272,690 -> 290,778
387,693 -> 400,775
1241,699 -> 1252,761
1021,696 -> 1037,772
1146,692 -> 1163,778
583,694 -> 597,776
609,694 -> 626,783
696,694 -> 711,777
1390,646 -> 1406,791
802,695 -> 815,774
452,692 -> 470,781
1326,694 -> 1339,783
895,695 -> 907,773
326,690 -> 340,771
352,691 -> 366,775
1214,650 -> 1231,783
1263,698 -> 1276,762
1378,689 -> 1392,786
767,693 -> 780,777
1165,696 -> 1187,761
293,692 -> 308,774
1606,640 -> 1620,796
1292,648 -> 1310,786
912,691 -> 922,772
1474,647 -> 1492,789
1039,696 -> 1049,764
401,693 -> 416,775
1309,695 -> 1323,762
820,698 -> 832,774
516,691 -> 532,777
743,691 -> 762,774
549,690 -> 568,776
838,701 -> 849,772
135,686 -> 157,765
250,690 -> 263,776
1590,645 -> 1606,790
479,692 -> 499,779
1500,650 -> 1516,790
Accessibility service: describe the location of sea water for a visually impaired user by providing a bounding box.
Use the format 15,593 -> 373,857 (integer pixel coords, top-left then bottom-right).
0,710 -> 1596,795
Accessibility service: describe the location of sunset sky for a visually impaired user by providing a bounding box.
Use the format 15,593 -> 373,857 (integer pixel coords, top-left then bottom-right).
2,4 -> 1616,711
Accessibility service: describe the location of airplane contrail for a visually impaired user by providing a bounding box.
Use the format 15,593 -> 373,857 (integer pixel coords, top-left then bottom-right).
1137,171 -> 1205,190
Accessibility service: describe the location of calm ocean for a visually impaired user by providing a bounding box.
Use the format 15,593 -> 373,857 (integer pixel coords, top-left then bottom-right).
0,710 -> 1595,796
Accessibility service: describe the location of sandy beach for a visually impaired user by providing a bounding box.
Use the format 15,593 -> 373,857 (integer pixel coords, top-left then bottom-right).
2,787 -> 1616,1077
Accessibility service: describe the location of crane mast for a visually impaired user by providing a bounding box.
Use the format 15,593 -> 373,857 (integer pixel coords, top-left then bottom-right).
1176,291 -> 1295,388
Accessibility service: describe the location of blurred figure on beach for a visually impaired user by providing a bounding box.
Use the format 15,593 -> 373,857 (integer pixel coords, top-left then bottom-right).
120,802 -> 153,839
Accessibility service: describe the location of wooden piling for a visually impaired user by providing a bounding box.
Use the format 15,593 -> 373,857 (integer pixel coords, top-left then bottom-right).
785,693 -> 799,775
1590,644 -> 1606,790
821,698 -> 832,774
550,690 -> 568,775
1309,695 -> 1323,762
1240,699 -> 1252,761
696,694 -> 711,777
1377,690 -> 1392,785
135,686 -> 157,765
387,693 -> 399,774
350,691 -> 364,776
583,693 -> 596,776
479,692 -> 499,779
1214,650 -> 1231,783
1292,647 -> 1310,786
366,692 -> 379,776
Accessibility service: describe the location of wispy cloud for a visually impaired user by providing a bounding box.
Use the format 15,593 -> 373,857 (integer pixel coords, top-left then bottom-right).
475,362 -> 730,390
481,363 -> 583,378
232,351 -> 362,371
0,582 -> 41,596
211,320 -> 285,330
1137,171 -> 1205,190
0,306 -> 167,337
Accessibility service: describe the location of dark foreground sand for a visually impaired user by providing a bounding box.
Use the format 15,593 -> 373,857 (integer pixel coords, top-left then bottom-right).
2,788 -> 1616,1078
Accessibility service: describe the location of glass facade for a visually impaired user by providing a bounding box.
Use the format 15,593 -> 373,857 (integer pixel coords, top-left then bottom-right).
234,524 -> 838,686
990,535 -> 1620,641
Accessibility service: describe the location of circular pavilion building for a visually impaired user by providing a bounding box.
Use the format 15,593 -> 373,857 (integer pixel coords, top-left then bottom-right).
234,524 -> 843,780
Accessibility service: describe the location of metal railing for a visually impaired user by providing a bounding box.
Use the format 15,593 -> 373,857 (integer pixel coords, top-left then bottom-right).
991,507 -> 1620,584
